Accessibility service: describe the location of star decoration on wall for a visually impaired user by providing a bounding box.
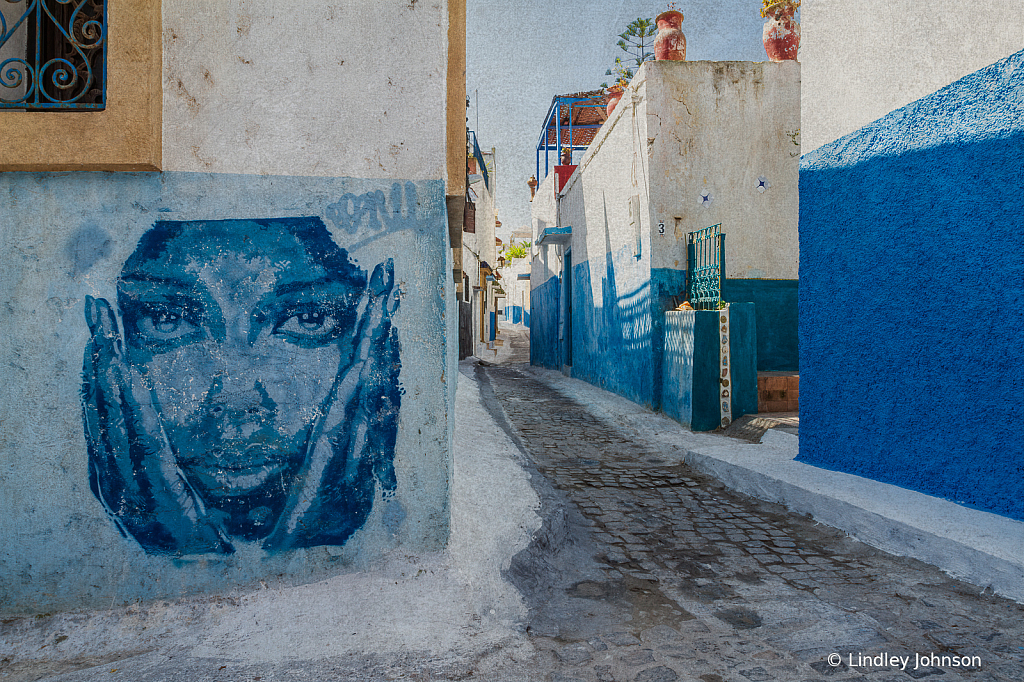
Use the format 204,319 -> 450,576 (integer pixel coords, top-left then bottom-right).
699,190 -> 714,207
757,175 -> 770,193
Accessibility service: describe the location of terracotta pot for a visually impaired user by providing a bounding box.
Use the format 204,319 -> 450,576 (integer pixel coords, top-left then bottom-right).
763,6 -> 800,61
654,10 -> 686,61
605,86 -> 624,116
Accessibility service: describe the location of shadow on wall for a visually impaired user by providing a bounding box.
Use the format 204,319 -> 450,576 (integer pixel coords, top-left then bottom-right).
572,253 -> 653,408
568,188 -> 655,408
799,133 -> 1024,521
530,272 -> 560,369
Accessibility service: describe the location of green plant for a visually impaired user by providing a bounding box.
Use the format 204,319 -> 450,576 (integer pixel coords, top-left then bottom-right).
761,0 -> 800,18
600,17 -> 657,90
504,241 -> 529,260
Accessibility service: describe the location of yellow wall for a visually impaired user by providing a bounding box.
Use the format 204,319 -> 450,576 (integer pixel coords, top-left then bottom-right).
0,0 -> 161,171
446,0 -> 466,199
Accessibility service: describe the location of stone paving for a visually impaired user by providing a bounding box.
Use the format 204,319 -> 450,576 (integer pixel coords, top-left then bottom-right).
474,334 -> 1024,682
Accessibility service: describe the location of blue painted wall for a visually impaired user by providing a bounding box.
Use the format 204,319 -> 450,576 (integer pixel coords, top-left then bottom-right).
799,49 -> 1024,522
650,268 -> 689,410
530,275 -> 561,369
723,279 -> 798,372
571,243 -> 655,408
662,305 -> 758,431
662,311 -> 694,426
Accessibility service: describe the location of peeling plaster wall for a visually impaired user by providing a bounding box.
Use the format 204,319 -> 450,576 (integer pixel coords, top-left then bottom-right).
645,60 -> 800,281
162,0 -> 448,179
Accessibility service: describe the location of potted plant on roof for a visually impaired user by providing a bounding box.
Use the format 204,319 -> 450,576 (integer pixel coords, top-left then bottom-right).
761,0 -> 800,62
601,17 -> 656,116
601,58 -> 634,116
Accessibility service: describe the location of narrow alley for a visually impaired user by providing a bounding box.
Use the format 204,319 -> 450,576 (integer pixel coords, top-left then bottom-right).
468,326 -> 1024,682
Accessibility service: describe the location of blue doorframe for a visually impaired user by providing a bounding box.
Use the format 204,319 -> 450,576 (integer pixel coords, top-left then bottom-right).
563,249 -> 572,368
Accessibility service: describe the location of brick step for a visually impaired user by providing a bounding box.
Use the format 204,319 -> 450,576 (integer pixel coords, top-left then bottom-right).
758,371 -> 798,413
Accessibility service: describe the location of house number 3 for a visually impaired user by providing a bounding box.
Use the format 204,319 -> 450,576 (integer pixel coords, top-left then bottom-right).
658,221 -> 665,234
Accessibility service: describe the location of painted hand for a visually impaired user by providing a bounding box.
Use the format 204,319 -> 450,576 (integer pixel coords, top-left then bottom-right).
263,259 -> 402,550
83,295 -> 233,555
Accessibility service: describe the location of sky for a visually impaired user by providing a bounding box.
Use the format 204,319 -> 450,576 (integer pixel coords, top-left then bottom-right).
466,0 -> 786,242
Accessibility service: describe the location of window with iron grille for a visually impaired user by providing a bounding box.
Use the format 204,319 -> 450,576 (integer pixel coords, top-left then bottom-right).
686,224 -> 726,311
0,0 -> 107,110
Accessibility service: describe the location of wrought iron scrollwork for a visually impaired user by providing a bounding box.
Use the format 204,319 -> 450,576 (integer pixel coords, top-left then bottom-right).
0,0 -> 106,109
687,223 -> 725,310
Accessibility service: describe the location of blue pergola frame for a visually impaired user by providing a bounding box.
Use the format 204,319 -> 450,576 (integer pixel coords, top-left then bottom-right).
535,94 -> 605,182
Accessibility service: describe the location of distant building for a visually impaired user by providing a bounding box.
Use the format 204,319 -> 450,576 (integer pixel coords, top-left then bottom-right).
530,60 -> 799,428
460,135 -> 502,358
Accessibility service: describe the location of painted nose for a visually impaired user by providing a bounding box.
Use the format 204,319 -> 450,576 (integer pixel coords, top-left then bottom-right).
206,400 -> 271,420
205,364 -> 277,420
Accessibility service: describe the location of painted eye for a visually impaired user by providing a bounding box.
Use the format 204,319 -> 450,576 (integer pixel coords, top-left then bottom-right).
153,311 -> 182,333
136,307 -> 199,341
294,311 -> 327,330
275,308 -> 340,345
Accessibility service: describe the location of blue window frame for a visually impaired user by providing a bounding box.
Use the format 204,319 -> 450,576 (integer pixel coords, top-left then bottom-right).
0,0 -> 107,110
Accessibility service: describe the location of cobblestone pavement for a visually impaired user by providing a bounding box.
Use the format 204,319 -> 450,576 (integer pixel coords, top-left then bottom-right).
473,341 -> 1024,682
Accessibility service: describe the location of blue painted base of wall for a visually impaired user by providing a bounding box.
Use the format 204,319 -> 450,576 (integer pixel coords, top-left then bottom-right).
798,49 -> 1024,522
662,305 -> 757,432
651,268 -> 690,411
530,276 -> 561,369
570,248 -> 654,408
505,305 -> 528,326
723,279 -> 798,372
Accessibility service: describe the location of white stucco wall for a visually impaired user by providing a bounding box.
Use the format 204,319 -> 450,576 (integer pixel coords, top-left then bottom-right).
529,172 -> 558,286
559,74 -> 653,293
645,60 -> 800,280
800,0 -> 1024,154
162,0 -> 448,179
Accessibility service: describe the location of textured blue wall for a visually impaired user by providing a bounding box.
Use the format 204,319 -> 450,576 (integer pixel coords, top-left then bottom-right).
799,49 -> 1024,522
723,279 -> 798,372
530,275 -> 561,369
571,244 -> 654,408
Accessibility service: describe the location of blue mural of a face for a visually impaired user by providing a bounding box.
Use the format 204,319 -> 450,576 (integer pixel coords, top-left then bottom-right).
82,217 -> 401,556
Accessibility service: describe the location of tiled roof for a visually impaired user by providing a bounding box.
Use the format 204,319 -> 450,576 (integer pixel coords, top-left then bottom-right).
544,91 -> 607,147
546,126 -> 599,146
